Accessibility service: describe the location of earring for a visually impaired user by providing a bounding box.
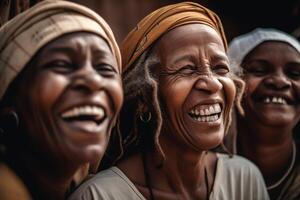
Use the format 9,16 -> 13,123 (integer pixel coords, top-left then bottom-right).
0,109 -> 20,130
139,112 -> 152,123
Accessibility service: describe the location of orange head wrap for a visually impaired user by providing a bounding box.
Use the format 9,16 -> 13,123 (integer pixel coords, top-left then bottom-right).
121,1 -> 227,72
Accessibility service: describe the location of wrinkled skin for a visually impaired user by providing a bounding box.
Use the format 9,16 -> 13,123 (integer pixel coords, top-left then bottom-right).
242,41 -> 300,129
117,24 -> 236,200
13,32 -> 123,171
155,24 -> 236,151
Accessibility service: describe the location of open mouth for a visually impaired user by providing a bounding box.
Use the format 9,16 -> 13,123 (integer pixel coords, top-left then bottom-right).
260,96 -> 289,105
61,105 -> 106,126
188,103 -> 222,122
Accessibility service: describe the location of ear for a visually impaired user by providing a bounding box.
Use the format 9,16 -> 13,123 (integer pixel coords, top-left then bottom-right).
231,75 -> 245,116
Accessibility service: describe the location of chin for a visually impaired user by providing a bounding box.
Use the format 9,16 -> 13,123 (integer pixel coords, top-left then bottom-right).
193,133 -> 224,151
257,115 -> 294,127
66,144 -> 105,165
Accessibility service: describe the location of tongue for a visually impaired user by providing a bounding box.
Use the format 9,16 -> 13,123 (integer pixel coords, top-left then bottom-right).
68,120 -> 101,133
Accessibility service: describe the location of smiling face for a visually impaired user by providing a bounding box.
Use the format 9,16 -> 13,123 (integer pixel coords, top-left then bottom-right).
241,41 -> 300,128
154,24 -> 236,151
12,32 -> 123,166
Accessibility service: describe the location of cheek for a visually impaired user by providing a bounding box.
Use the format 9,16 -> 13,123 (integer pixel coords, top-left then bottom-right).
244,76 -> 261,98
218,77 -> 236,108
108,79 -> 123,114
161,79 -> 192,108
292,81 -> 300,100
35,75 -> 68,110
218,77 -> 236,130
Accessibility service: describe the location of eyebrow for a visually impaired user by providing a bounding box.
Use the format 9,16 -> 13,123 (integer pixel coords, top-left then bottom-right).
45,45 -> 111,58
45,46 -> 77,56
172,54 -> 195,64
211,54 -> 229,63
242,59 -> 270,66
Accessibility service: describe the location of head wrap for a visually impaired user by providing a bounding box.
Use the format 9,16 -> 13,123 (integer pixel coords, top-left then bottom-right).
228,28 -> 300,75
121,1 -> 227,72
0,0 -> 121,100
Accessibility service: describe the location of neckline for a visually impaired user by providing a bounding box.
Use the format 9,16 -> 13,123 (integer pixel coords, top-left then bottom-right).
234,135 -> 297,190
110,166 -> 147,200
112,155 -> 222,200
267,141 -> 296,190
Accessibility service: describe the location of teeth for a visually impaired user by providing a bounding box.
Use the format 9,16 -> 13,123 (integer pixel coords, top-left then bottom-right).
263,96 -> 287,105
61,105 -> 104,119
189,103 -> 221,117
195,114 -> 219,122
200,110 -> 205,115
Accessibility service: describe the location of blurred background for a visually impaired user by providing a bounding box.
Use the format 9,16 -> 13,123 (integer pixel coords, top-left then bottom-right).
1,0 -> 300,43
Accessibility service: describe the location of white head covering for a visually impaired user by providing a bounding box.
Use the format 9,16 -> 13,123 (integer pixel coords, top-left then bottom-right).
228,28 -> 300,76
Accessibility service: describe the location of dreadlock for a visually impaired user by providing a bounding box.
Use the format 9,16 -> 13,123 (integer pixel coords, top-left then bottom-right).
100,46 -> 167,169
101,45 -> 246,170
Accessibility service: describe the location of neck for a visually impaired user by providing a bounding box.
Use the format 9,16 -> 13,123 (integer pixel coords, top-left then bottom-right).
7,150 -> 82,200
237,116 -> 294,187
146,133 -> 214,200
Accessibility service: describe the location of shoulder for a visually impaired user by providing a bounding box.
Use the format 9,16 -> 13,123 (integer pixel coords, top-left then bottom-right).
279,141 -> 300,199
211,153 -> 270,200
217,153 -> 258,167
0,163 -> 32,200
216,153 -> 266,183
68,167 -> 146,200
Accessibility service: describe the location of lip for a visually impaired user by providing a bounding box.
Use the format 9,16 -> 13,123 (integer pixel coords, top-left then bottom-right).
58,99 -> 109,135
60,102 -> 107,118
189,98 -> 224,111
254,92 -> 294,105
187,98 -> 224,125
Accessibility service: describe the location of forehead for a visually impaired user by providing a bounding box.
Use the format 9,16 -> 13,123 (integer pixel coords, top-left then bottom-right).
245,41 -> 300,60
154,24 -> 226,63
40,32 -> 112,54
156,23 -> 225,52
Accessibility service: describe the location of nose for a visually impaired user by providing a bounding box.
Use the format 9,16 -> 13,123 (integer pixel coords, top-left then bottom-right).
264,71 -> 291,90
194,74 -> 223,93
71,63 -> 102,93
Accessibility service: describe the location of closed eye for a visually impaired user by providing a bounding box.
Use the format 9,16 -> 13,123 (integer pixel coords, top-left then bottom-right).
45,60 -> 75,74
244,66 -> 268,76
94,63 -> 117,77
212,64 -> 229,75
177,65 -> 197,75
286,64 -> 300,79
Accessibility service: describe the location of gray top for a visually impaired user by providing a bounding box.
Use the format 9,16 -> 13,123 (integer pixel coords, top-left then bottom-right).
68,153 -> 270,200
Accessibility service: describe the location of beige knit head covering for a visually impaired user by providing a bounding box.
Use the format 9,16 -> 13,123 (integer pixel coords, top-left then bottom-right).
0,0 -> 121,100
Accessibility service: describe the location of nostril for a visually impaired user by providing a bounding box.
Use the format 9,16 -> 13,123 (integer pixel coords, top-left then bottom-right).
264,76 -> 291,89
194,76 -> 223,93
73,84 -> 90,93
195,78 -> 208,89
72,74 -> 103,93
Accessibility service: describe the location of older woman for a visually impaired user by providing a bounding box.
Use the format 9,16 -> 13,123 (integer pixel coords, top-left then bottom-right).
69,2 -> 269,200
0,0 -> 123,199
226,28 -> 300,199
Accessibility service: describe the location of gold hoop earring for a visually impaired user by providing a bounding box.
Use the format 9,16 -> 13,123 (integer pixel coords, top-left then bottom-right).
139,112 -> 151,123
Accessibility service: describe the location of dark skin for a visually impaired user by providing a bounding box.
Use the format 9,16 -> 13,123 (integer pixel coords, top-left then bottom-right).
118,24 -> 236,200
2,32 -> 123,199
237,41 -> 300,199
